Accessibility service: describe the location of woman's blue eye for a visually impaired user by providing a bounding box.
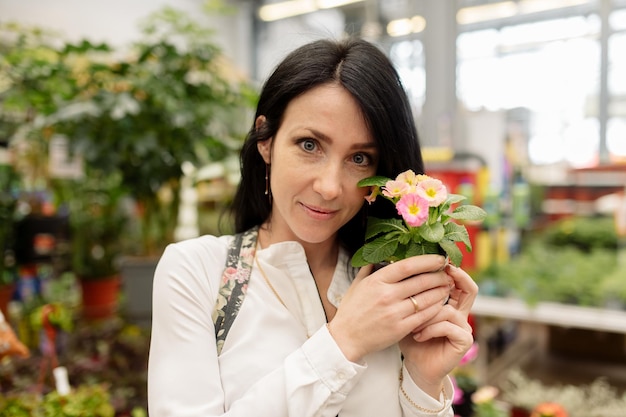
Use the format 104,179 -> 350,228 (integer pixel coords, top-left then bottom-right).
353,153 -> 369,165
302,139 -> 316,151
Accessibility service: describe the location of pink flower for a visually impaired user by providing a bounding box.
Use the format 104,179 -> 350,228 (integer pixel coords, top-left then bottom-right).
396,193 -> 429,227
395,169 -> 418,186
382,180 -> 410,198
416,177 -> 447,207
364,186 -> 380,204
459,342 -> 479,366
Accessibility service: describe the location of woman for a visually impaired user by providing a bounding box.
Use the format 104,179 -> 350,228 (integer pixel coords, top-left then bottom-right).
148,37 -> 477,417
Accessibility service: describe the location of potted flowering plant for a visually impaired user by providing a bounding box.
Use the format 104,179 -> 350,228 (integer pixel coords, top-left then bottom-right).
351,170 -> 487,267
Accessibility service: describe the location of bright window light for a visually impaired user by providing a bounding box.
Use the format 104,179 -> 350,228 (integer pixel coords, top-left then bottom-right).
258,0 -> 364,21
457,1 -> 517,25
607,118 -> 626,156
529,133 -> 565,164
563,118 -> 599,168
458,16 -> 600,166
387,15 -> 426,37
609,8 -> 626,31
317,0 -> 363,8
258,0 -> 317,22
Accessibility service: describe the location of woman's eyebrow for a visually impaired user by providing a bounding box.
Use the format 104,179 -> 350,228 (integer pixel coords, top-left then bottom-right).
304,128 -> 377,149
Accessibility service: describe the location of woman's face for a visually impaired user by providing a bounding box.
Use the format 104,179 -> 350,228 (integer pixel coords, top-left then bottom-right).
257,83 -> 378,247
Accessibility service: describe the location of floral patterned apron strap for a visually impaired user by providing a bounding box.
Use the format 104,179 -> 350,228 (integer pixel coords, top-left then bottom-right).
212,226 -> 259,355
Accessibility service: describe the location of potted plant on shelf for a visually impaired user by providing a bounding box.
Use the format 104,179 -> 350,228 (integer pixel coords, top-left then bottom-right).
55,170 -> 129,320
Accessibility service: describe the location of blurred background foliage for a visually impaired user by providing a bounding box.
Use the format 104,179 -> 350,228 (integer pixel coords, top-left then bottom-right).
476,215 -> 624,308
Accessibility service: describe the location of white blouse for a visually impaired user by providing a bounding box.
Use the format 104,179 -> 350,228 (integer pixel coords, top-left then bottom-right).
148,234 -> 454,417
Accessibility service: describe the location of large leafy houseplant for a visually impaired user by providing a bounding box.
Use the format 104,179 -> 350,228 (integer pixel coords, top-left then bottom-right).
1,5 -> 254,260
50,6 -> 254,256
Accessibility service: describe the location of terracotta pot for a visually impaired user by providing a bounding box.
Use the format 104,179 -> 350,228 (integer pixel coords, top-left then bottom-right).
79,275 -> 120,319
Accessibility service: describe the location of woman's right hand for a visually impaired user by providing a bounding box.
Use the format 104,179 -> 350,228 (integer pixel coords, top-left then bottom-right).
327,254 -> 451,362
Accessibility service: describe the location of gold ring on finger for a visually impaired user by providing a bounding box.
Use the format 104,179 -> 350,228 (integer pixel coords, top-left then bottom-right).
409,296 -> 419,314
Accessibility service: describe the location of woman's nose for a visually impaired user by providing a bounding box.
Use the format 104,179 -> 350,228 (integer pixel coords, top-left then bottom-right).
312,161 -> 342,200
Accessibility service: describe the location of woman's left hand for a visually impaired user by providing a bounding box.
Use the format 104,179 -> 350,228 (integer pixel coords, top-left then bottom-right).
399,263 -> 477,397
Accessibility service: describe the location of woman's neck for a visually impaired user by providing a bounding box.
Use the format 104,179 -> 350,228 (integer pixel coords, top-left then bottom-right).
257,222 -> 340,321
257,223 -> 339,272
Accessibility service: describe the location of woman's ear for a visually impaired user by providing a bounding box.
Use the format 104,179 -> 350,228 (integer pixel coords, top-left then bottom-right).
255,116 -> 272,164
255,115 -> 266,132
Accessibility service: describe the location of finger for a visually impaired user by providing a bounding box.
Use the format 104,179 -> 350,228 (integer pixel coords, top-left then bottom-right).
444,265 -> 478,314
376,255 -> 448,284
401,294 -> 448,331
402,283 -> 450,317
411,304 -> 473,335
353,263 -> 373,284
413,320 -> 474,354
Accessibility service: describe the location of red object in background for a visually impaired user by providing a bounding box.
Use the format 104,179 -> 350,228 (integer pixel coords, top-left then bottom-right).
79,275 -> 120,320
468,313 -> 477,340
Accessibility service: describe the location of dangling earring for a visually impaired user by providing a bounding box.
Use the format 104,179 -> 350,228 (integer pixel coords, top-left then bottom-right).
265,164 -> 272,203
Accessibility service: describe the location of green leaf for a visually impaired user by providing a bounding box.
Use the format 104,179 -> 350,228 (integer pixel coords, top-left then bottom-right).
397,233 -> 412,245
362,237 -> 399,264
418,222 -> 444,243
365,217 -> 406,240
405,241 -> 440,258
449,205 -> 487,222
357,175 -> 391,188
439,239 -> 463,266
446,194 -> 466,205
351,246 -> 368,267
444,222 -> 471,250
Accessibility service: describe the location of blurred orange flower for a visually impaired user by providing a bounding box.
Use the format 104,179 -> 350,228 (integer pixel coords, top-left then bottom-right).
530,402 -> 568,417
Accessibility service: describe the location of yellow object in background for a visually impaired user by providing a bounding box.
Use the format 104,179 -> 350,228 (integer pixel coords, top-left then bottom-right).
476,230 -> 493,272
496,227 -> 510,265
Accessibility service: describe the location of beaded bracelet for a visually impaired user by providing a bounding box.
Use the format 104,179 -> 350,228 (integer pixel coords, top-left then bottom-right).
398,369 -> 447,414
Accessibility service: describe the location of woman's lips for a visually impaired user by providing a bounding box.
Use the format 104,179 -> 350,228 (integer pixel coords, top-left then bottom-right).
300,203 -> 338,220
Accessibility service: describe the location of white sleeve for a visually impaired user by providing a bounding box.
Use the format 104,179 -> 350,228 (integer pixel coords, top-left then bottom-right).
147,240 -> 367,417
399,366 -> 455,417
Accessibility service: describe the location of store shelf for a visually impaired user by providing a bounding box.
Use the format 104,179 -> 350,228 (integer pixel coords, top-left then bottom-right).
471,295 -> 626,387
472,295 -> 626,334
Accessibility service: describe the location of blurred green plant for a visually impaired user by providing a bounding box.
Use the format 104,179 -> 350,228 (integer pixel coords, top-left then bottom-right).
476,215 -> 623,308
542,215 -> 617,252
1,3 -> 256,259
0,384 -> 114,417
53,170 -> 129,280
0,152 -> 20,286
0,318 -> 150,415
49,6 -> 256,256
